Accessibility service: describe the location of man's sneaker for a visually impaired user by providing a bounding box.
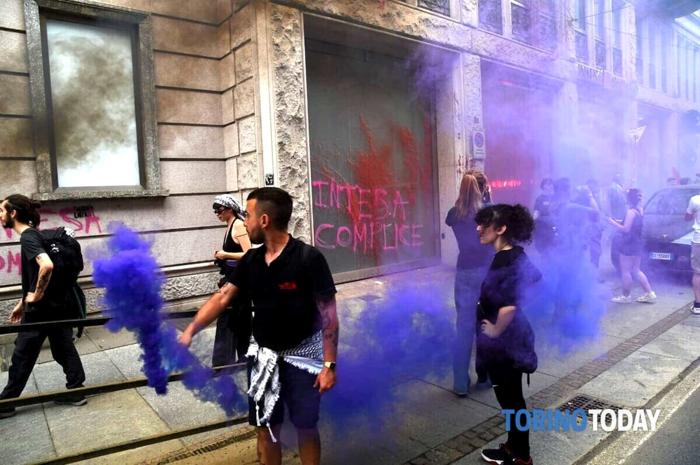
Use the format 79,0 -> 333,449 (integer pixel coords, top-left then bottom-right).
611,294 -> 632,303
636,291 -> 657,303
54,394 -> 87,406
0,407 -> 16,419
691,304 -> 700,315
481,444 -> 511,464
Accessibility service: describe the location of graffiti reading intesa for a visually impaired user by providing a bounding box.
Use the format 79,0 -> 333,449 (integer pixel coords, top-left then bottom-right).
1,205 -> 102,276
312,176 -> 424,253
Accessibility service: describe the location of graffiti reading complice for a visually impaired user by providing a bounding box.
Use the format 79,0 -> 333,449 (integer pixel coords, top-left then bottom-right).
311,116 -> 434,258
312,177 -> 424,253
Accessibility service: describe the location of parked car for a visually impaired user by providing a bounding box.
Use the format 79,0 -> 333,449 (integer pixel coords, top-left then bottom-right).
643,185 -> 700,273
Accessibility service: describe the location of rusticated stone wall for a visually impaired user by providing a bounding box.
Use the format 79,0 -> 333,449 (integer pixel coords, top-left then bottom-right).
267,3 -> 311,242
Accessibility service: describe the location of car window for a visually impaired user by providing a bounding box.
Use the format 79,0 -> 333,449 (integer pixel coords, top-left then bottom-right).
645,189 -> 700,215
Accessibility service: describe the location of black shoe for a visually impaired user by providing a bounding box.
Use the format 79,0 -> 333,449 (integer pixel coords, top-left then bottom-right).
481,444 -> 511,464
54,394 -> 87,406
0,407 -> 16,419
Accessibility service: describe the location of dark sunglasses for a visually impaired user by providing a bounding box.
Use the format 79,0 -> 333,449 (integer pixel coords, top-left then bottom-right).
213,205 -> 227,214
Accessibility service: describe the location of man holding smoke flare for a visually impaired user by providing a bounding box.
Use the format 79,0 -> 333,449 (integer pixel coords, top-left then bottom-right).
180,187 -> 339,465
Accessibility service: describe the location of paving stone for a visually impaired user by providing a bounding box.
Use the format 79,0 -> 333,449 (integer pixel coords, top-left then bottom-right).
392,380 -> 498,448
420,444 -> 462,465
33,350 -> 125,392
638,323 -> 700,362
579,350 -> 694,408
136,381 -> 231,439
681,315 -> 700,327
104,343 -> 145,379
0,372 -> 54,465
45,389 -> 170,456
37,333 -> 101,364
467,437 -> 487,448
443,434 -> 475,454
84,327 -> 137,350
451,425 -> 608,465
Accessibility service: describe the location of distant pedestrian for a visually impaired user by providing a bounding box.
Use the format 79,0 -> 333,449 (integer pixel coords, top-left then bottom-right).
607,174 -> 626,273
475,204 -> 540,465
532,178 -> 555,254
445,172 -> 493,397
466,169 -> 492,204
211,194 -> 252,367
573,185 -> 602,268
0,195 -> 86,419
608,189 -> 656,303
533,178 -> 554,221
685,193 -> 700,314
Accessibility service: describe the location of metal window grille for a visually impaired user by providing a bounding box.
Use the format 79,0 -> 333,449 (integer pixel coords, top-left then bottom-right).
613,47 -> 622,75
576,31 -> 588,62
595,39 -> 606,69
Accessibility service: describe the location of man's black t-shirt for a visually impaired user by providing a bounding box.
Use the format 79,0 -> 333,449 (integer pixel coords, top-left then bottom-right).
20,228 -> 69,316
229,236 -> 336,352
20,228 -> 45,298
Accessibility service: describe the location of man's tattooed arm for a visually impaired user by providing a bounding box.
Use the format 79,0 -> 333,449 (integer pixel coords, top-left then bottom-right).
32,253 -> 54,302
318,295 -> 339,359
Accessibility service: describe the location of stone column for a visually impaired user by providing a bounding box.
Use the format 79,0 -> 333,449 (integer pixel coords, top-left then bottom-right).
258,2 -> 312,242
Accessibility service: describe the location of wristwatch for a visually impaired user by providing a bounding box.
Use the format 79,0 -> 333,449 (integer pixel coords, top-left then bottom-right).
323,361 -> 336,370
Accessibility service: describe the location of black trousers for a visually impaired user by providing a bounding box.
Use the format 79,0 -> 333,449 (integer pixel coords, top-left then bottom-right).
490,367 -> 530,460
1,317 -> 85,400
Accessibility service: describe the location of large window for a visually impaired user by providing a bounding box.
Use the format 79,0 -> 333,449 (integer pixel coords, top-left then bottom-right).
612,1 -> 623,75
305,40 -> 439,279
573,0 -> 588,62
24,0 -> 163,200
594,0 -> 606,69
479,0 -> 503,34
418,0 -> 450,16
511,0 -> 531,43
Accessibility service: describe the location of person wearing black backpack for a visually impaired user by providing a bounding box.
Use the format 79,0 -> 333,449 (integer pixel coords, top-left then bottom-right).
474,204 -> 541,465
0,194 -> 86,419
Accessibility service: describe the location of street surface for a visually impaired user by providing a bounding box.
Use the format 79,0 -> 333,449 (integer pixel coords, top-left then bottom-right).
623,383 -> 700,465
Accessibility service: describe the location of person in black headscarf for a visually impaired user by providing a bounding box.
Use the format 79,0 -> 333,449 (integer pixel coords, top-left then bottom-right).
211,194 -> 252,367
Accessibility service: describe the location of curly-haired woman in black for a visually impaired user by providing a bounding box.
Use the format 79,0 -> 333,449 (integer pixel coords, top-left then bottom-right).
475,204 -> 541,465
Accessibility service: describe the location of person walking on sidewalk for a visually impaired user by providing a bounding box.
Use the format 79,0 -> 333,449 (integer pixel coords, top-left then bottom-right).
0,195 -> 86,419
685,192 -> 700,314
211,194 -> 252,367
475,204 -> 540,465
608,188 -> 656,304
179,187 -> 338,465
446,172 -> 493,397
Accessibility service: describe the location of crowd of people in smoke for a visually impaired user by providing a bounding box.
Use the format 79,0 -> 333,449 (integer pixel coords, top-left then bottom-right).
0,168 -> 687,465
531,174 -> 656,304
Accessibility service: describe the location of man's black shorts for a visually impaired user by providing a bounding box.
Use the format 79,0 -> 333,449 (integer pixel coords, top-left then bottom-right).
248,361 -> 321,429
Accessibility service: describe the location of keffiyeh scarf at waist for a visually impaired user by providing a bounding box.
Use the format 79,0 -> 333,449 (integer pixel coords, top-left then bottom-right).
246,331 -> 323,430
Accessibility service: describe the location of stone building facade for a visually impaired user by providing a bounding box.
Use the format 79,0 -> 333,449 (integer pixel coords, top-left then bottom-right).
0,0 -> 698,321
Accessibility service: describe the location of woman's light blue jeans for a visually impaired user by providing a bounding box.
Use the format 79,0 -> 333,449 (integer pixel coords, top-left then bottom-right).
453,267 -> 487,394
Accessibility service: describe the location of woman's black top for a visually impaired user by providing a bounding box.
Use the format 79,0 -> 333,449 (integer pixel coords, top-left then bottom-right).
445,207 -> 493,269
218,220 -> 243,280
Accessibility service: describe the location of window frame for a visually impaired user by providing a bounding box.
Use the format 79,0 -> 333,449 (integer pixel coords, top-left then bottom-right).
23,0 -> 166,201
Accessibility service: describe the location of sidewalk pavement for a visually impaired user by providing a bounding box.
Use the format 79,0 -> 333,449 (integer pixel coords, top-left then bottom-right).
1,265 -> 699,465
